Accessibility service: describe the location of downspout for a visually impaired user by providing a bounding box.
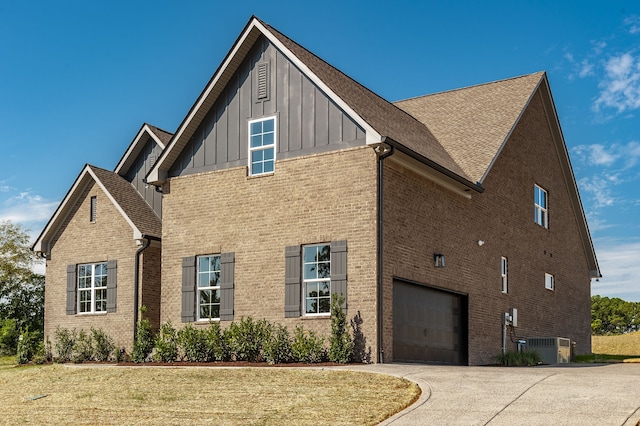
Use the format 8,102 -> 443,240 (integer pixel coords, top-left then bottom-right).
376,141 -> 394,364
133,235 -> 160,341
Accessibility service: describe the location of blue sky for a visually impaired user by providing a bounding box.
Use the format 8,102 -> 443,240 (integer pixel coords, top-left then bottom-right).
1,1 -> 639,300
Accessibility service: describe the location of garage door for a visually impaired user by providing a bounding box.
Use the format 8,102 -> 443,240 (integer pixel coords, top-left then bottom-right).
393,280 -> 467,364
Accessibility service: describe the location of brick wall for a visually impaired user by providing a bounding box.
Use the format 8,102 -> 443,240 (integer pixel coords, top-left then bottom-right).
383,90 -> 592,365
161,146 -> 379,355
44,182 -> 161,353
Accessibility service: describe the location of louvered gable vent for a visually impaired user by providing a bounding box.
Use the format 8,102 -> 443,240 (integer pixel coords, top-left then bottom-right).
256,62 -> 269,101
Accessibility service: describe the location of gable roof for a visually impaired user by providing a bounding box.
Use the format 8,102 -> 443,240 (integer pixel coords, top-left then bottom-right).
147,16 -> 474,188
395,72 -> 545,184
114,123 -> 172,177
32,164 -> 162,255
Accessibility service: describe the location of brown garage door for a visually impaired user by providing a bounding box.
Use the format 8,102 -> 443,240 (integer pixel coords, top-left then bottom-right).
393,280 -> 467,364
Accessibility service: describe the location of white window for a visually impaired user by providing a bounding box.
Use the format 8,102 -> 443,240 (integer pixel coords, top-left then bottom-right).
534,184 -> 548,228
303,244 -> 331,316
197,255 -> 221,320
78,263 -> 107,313
248,117 -> 276,176
501,257 -> 508,294
545,273 -> 555,291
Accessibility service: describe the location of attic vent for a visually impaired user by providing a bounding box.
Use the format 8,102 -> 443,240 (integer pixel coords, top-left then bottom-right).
256,62 -> 269,101
90,196 -> 97,223
148,153 -> 157,169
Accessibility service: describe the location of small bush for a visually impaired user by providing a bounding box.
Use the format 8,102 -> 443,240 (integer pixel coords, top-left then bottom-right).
154,321 -> 179,363
54,326 -> 76,362
91,327 -> 115,362
178,323 -> 210,362
229,317 -> 270,362
72,329 -> 94,363
291,325 -> 326,363
114,347 -> 130,363
494,349 -> 542,367
264,324 -> 292,364
206,322 -> 232,362
328,293 -> 353,363
16,328 -> 43,364
0,318 -> 19,356
132,317 -> 154,363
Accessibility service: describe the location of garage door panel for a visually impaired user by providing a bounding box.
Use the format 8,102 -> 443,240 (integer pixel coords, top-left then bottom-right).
393,280 -> 467,365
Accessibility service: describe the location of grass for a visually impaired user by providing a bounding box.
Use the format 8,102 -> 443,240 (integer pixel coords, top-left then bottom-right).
0,364 -> 419,425
575,331 -> 640,363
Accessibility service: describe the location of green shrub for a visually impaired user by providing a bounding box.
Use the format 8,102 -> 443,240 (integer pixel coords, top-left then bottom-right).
178,323 -> 209,362
0,318 -> 19,356
229,317 -> 270,362
154,321 -> 179,363
264,324 -> 292,364
54,326 -> 76,362
16,328 -> 43,364
132,317 -> 154,363
328,293 -> 353,363
91,327 -> 115,362
206,322 -> 232,362
72,329 -> 94,363
291,325 -> 326,363
494,349 -> 542,366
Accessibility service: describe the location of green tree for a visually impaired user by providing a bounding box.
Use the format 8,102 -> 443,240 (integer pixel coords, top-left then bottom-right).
591,295 -> 640,335
0,221 -> 45,348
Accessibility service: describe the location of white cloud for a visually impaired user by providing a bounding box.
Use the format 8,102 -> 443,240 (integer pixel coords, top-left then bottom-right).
578,59 -> 594,78
573,143 -> 619,167
624,15 -> 640,35
579,175 -> 618,208
592,237 -> 640,301
0,191 -> 58,225
593,52 -> 640,113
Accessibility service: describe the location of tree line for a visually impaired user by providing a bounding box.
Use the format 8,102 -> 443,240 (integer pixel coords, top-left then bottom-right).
591,295 -> 640,335
0,220 -> 44,356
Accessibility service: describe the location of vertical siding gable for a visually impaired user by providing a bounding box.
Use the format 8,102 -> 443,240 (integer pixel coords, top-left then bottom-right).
123,137 -> 163,218
169,35 -> 365,178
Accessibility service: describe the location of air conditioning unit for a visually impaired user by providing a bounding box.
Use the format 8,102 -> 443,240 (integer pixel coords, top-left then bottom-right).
526,337 -> 571,364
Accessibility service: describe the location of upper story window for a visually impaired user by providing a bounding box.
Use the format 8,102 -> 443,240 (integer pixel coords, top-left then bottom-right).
545,273 -> 555,291
248,117 -> 276,176
534,184 -> 548,228
501,256 -> 508,294
78,262 -> 107,314
197,255 -> 221,321
303,244 -> 331,316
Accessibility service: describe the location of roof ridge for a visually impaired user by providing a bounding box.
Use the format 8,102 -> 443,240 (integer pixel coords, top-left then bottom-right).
394,71 -> 546,104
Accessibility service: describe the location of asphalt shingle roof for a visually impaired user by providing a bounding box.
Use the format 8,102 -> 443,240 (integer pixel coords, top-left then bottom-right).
90,165 -> 162,238
394,72 -> 544,184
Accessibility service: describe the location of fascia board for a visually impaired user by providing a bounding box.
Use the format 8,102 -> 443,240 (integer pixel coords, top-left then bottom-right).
147,18 -> 383,184
114,124 -> 166,175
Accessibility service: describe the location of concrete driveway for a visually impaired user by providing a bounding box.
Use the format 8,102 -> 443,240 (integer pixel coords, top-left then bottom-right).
338,363 -> 640,426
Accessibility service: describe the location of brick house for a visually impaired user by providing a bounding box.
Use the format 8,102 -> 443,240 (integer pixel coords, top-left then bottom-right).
33,124 -> 169,350
34,16 -> 599,365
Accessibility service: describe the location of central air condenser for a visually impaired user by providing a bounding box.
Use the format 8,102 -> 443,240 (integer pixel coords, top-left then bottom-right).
526,337 -> 571,365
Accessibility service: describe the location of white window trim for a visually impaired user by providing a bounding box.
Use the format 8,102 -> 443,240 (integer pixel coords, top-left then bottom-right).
248,116 -> 276,176
501,256 -> 508,294
545,273 -> 555,291
77,262 -> 107,314
534,184 -> 548,228
197,255 -> 221,321
302,244 -> 331,317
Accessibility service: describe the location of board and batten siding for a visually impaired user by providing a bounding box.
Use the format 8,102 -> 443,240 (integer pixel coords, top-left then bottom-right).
169,35 -> 365,178
124,137 -> 164,218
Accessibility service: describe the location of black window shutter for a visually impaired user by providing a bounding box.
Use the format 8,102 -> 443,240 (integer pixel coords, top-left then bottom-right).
284,245 -> 301,318
66,264 -> 77,315
219,252 -> 235,321
181,256 -> 196,322
106,260 -> 117,313
330,240 -> 348,312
